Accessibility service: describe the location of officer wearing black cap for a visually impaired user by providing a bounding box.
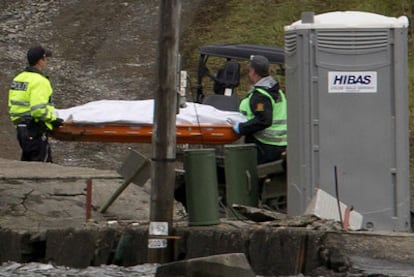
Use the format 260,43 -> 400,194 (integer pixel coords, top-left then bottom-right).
233,55 -> 287,164
8,45 -> 64,162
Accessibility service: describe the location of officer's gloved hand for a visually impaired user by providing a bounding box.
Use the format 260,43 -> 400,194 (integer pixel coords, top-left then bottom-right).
232,122 -> 240,134
52,118 -> 64,128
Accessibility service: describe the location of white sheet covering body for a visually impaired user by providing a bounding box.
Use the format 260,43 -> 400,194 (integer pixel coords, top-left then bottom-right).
56,100 -> 247,125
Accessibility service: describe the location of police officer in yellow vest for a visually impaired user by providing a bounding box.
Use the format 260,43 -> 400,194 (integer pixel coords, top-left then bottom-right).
8,45 -> 64,162
232,55 -> 287,164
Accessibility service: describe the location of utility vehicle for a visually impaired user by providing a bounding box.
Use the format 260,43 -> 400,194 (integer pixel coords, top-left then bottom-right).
176,43 -> 287,213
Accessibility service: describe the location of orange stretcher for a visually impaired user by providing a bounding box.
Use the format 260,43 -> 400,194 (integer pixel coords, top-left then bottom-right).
51,122 -> 241,145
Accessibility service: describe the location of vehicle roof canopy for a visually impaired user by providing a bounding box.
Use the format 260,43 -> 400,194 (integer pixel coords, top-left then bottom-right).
199,43 -> 285,65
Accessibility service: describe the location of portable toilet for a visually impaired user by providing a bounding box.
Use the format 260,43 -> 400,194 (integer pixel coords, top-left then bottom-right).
284,11 -> 410,231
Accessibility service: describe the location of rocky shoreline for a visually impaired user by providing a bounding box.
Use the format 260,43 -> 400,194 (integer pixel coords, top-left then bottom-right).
0,261 -> 157,277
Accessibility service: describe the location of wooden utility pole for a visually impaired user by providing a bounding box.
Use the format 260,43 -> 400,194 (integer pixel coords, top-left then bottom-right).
147,0 -> 181,263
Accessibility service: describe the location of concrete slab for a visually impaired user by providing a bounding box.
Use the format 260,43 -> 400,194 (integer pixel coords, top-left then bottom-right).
0,158 -> 156,232
0,158 -> 120,179
0,177 -> 152,232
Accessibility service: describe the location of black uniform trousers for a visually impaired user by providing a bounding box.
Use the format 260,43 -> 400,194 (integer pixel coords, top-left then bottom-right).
16,120 -> 52,162
245,136 -> 285,165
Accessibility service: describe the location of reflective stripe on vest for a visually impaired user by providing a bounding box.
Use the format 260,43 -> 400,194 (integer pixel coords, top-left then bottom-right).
10,100 -> 30,106
239,87 -> 287,146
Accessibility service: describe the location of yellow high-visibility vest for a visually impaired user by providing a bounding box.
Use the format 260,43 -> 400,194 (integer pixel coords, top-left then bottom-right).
9,70 -> 56,130
239,88 -> 287,146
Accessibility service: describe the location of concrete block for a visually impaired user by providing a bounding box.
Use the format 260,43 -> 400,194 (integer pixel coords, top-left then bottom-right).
91,228 -> 119,266
112,228 -> 148,266
323,232 -> 414,265
248,229 -> 305,276
184,228 -> 248,259
155,253 -> 255,277
248,228 -> 320,276
45,228 -> 96,268
0,229 -> 29,262
305,188 -> 363,230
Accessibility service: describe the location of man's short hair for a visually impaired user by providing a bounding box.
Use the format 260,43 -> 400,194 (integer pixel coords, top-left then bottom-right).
249,55 -> 269,77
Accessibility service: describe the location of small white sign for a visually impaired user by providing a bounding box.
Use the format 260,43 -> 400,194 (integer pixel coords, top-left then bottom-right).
149,221 -> 168,235
328,71 -> 377,93
148,239 -> 167,249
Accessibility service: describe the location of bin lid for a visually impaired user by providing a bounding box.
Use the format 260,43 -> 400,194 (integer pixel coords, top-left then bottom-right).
285,11 -> 409,31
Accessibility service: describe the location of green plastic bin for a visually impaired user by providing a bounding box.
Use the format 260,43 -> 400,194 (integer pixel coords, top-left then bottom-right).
184,148 -> 220,226
224,144 -> 258,219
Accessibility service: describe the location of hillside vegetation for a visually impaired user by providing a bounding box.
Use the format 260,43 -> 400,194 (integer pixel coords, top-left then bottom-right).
182,0 -> 414,94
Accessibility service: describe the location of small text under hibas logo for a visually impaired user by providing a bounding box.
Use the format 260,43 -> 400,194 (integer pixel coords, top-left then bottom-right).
328,71 -> 377,93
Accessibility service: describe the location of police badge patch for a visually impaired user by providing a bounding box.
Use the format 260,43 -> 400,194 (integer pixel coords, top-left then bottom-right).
255,103 -> 264,111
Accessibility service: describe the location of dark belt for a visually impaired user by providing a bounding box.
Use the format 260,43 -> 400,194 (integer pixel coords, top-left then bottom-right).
15,116 -> 34,125
15,117 -> 47,132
